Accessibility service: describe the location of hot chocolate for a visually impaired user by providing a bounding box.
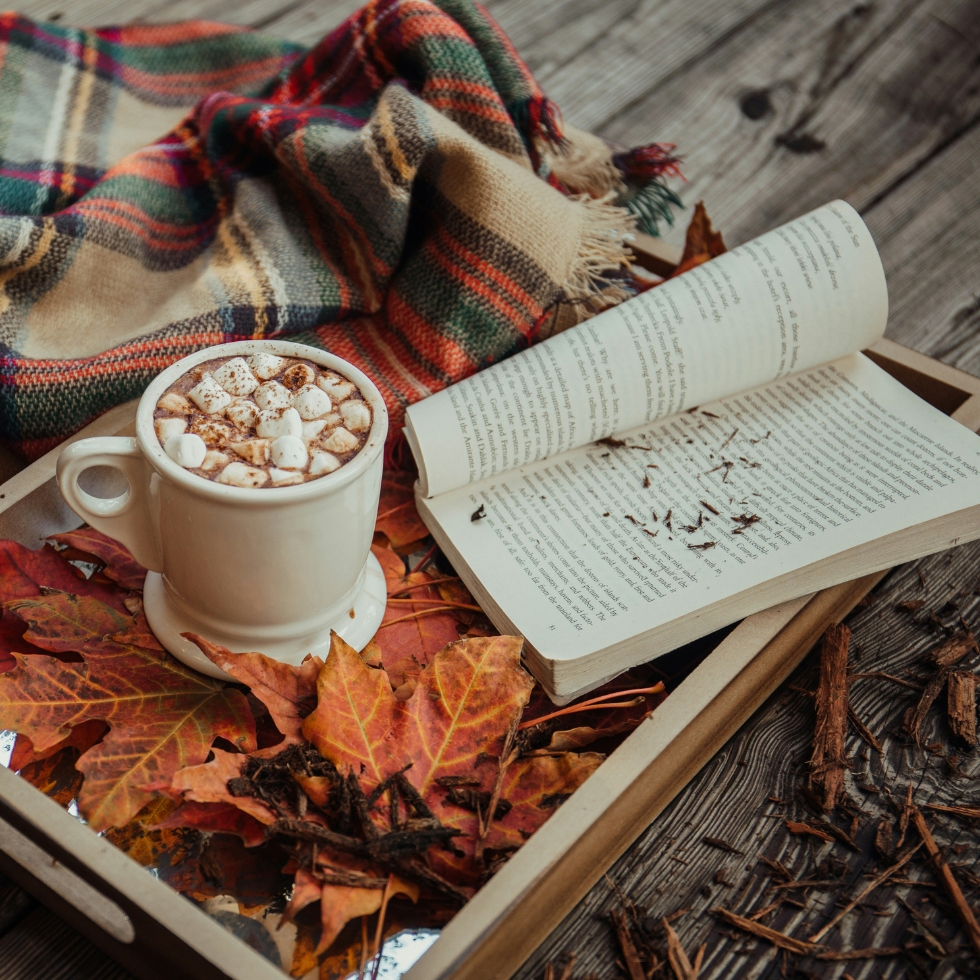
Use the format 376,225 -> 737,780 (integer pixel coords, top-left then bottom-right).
153,354 -> 373,487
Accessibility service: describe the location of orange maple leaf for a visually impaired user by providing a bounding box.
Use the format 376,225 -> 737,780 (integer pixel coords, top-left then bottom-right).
0,593 -> 255,830
185,632 -> 321,743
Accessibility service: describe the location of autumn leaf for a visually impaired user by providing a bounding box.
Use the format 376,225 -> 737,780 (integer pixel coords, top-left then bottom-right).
0,594 -> 256,830
0,539 -> 131,614
668,200 -> 726,278
49,528 -> 147,590
10,719 -> 108,771
284,861 -> 419,955
8,592 -> 135,656
303,634 -> 533,795
169,748 -> 277,825
185,633 -> 321,743
302,634 -> 398,787
375,472 -> 429,550
109,608 -> 164,653
18,746 -> 84,807
157,834 -> 292,906
103,797 -> 194,867
371,545 -> 480,688
155,801 -> 269,848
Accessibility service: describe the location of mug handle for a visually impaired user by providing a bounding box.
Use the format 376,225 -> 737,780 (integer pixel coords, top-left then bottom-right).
56,437 -> 163,572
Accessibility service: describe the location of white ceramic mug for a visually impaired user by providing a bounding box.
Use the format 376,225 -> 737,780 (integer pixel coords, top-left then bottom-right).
56,340 -> 389,679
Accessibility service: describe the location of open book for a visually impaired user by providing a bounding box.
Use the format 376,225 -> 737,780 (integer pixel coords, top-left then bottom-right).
404,202 -> 980,702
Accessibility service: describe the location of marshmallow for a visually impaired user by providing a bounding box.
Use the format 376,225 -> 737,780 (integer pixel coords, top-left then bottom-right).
165,433 -> 207,469
269,467 -> 304,486
155,417 -> 187,445
225,398 -> 260,429
156,392 -> 193,414
212,357 -> 259,396
247,352 -> 287,380
301,418 -> 329,442
340,400 -> 371,432
230,439 -> 270,466
271,435 -> 308,470
188,373 -> 232,414
320,426 -> 360,454
292,384 -> 331,421
282,363 -> 316,390
254,381 -> 291,411
189,415 -> 236,447
309,449 -> 341,476
216,462 -> 268,488
317,374 -> 355,402
200,450 -> 230,472
256,406 -> 302,440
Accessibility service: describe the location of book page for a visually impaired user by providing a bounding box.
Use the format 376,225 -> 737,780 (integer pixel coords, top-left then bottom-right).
406,200 -> 887,497
418,354 -> 980,668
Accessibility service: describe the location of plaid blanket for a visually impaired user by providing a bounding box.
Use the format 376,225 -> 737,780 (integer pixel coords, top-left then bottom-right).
0,1 -> 681,460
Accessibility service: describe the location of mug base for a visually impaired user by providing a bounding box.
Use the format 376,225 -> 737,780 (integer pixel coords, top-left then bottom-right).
143,552 -> 388,681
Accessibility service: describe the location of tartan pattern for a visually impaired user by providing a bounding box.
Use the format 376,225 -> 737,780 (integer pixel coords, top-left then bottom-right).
0,1 -> 679,461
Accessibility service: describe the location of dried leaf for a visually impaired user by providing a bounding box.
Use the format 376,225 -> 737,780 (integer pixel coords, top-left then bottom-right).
109,608 -> 164,652
185,633 -> 321,742
10,718 -> 108,770
285,866 -> 418,954
170,748 -> 277,826
668,202 -> 726,279
303,633 -> 599,883
375,473 -> 429,549
371,545 -> 471,686
49,528 -> 147,591
103,797 -> 193,867
158,834 -> 292,906
18,746 -> 83,807
0,539 -> 131,614
8,592 -> 135,657
0,594 -> 256,830
155,801 -> 269,847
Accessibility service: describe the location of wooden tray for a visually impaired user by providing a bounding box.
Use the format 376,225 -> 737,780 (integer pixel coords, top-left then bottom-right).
0,239 -> 978,980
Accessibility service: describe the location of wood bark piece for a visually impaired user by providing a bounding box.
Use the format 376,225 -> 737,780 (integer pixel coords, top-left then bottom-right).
808,623 -> 850,811
662,917 -> 704,980
847,705 -> 882,752
609,911 -> 645,980
711,908 -> 818,954
947,670 -> 977,745
815,946 -> 903,960
911,806 -> 980,956
808,846 -> 920,943
927,631 -> 977,667
924,802 -> 980,820
902,667 -> 948,744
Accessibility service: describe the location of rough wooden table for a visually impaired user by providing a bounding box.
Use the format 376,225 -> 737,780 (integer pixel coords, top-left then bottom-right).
3,0 -> 980,977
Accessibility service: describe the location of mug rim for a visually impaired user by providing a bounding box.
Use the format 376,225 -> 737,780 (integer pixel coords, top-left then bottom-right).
136,340 -> 388,504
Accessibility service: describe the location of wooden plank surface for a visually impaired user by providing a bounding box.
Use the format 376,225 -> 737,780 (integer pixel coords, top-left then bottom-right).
3,0 -> 979,977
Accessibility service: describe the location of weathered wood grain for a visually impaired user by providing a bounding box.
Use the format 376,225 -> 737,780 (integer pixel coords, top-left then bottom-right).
0,903 -> 134,979
513,540 -> 980,980
865,121 -> 980,377
601,0 -> 980,251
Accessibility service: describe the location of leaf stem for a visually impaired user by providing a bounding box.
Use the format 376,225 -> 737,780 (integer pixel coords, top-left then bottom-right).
518,683 -> 665,731
386,576 -> 461,597
378,607 -> 466,628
